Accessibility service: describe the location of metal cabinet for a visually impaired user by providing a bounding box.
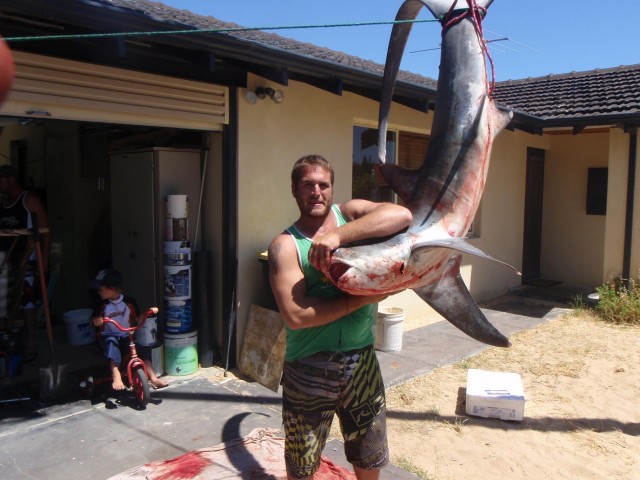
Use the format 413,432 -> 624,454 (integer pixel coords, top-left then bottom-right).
110,148 -> 201,312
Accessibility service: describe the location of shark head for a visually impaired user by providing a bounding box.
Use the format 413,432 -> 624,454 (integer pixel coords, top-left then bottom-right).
327,235 -> 414,294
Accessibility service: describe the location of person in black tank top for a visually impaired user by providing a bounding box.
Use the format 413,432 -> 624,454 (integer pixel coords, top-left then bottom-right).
0,164 -> 50,362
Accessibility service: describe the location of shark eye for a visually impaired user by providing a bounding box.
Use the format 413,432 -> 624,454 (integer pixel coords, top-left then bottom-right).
329,262 -> 351,281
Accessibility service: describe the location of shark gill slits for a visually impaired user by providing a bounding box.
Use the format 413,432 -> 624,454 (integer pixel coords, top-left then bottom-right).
393,262 -> 405,274
329,262 -> 351,281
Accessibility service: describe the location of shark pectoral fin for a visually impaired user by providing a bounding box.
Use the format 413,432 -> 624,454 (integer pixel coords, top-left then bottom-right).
414,255 -> 511,347
413,237 -> 521,275
491,102 -> 514,138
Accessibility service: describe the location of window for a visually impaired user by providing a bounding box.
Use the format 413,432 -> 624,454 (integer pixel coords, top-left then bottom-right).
352,126 -> 396,202
586,167 -> 608,215
351,126 -> 478,236
352,126 -> 430,204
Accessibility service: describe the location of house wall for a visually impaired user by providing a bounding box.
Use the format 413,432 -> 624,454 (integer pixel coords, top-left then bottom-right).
540,132 -> 609,287
235,77 -> 441,350
464,129 -> 550,300
631,132 -> 640,279
234,77 -> 548,353
603,128 -> 640,283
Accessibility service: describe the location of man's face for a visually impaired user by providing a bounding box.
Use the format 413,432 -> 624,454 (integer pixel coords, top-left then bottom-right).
292,166 -> 333,218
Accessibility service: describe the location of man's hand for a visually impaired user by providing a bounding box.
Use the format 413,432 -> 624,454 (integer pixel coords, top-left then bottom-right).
309,201 -> 412,273
308,232 -> 341,272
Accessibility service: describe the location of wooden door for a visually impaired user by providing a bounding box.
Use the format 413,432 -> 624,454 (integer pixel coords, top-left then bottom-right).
522,148 -> 545,283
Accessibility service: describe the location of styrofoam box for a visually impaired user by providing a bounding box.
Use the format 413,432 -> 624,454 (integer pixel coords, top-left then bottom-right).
466,369 -> 525,421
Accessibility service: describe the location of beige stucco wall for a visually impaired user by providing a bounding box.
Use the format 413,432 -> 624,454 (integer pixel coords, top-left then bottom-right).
234,77 -> 640,359
464,129 -> 549,300
541,132 -> 609,287
632,132 -> 640,278
235,77 -> 442,350
234,76 -> 549,352
603,128 -> 640,283
603,129 -> 629,282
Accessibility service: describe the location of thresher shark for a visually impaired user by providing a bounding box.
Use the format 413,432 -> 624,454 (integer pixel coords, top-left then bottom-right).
323,0 -> 519,347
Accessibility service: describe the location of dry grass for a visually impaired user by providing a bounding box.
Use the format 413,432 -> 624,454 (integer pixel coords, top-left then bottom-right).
382,311 -> 640,479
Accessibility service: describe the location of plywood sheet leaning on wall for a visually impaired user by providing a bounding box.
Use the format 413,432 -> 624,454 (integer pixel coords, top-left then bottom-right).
239,305 -> 286,392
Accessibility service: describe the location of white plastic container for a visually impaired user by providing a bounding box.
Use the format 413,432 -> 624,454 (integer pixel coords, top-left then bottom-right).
163,241 -> 192,265
466,369 -> 525,421
163,265 -> 192,300
375,307 -> 404,352
63,308 -> 96,346
166,194 -> 188,219
135,312 -> 159,346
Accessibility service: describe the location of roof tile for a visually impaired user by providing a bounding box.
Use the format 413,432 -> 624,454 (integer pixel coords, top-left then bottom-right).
105,0 -> 638,122
493,65 -> 640,119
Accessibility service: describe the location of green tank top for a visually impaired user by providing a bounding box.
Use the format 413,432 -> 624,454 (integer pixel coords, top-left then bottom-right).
284,204 -> 375,361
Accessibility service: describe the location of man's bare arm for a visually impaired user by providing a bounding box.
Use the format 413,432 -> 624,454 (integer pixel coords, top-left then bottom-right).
268,233 -> 387,330
308,200 -> 412,271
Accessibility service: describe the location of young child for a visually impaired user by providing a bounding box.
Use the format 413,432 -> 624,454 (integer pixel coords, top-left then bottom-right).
89,269 -> 168,390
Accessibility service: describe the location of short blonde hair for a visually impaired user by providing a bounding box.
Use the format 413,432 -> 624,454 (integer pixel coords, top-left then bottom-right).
291,154 -> 334,187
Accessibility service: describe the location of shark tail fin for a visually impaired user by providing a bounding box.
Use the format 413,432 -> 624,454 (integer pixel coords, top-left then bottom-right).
414,255 -> 511,347
378,0 -> 426,164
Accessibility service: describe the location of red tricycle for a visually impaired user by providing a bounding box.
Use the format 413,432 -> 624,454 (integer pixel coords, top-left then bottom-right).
81,307 -> 158,406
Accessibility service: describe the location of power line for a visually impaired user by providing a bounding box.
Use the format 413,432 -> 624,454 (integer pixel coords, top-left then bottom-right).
410,37 -> 509,54
484,29 -> 540,53
4,18 -> 438,43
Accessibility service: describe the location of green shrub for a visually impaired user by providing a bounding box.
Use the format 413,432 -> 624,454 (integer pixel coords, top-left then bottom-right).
595,275 -> 640,325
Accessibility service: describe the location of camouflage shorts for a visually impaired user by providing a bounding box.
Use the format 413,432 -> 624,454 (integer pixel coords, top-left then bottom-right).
281,344 -> 389,478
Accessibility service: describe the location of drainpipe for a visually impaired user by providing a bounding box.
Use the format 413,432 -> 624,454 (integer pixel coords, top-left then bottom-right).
622,127 -> 637,281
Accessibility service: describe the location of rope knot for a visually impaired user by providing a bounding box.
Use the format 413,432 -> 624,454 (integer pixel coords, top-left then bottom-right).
439,0 -> 495,94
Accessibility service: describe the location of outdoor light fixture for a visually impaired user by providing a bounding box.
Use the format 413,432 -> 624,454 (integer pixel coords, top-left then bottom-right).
244,87 -> 284,104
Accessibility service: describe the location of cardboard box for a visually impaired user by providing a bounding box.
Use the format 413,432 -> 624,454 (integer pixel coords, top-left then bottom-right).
465,369 -> 525,421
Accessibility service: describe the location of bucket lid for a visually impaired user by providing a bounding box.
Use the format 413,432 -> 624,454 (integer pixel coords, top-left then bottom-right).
378,307 -> 404,315
63,308 -> 93,319
164,330 -> 198,339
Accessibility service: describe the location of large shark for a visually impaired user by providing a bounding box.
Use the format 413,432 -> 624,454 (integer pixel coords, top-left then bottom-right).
324,0 -> 517,347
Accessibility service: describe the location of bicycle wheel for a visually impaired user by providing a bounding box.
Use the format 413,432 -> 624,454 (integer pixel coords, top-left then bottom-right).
131,366 -> 150,406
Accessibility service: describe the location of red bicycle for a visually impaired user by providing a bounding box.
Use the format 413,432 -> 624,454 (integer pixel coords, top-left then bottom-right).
82,307 -> 158,406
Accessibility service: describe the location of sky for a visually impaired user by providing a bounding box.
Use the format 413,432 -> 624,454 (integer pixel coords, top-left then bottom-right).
160,0 -> 640,81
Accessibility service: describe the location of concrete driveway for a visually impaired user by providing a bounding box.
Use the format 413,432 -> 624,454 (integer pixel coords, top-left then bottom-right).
0,285 -> 583,479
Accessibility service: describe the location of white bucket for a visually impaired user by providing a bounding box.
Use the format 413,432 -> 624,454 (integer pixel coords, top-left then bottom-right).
164,298 -> 192,333
63,308 -> 96,346
135,312 -> 159,346
164,265 -> 192,300
375,307 -> 404,352
163,241 -> 192,266
166,194 -> 188,219
149,344 -> 164,377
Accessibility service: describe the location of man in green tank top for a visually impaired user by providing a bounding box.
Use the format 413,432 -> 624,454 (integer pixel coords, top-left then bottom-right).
268,154 -> 412,479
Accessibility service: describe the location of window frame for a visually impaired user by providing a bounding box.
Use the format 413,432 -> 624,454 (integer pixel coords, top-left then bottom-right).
351,124 -> 480,238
